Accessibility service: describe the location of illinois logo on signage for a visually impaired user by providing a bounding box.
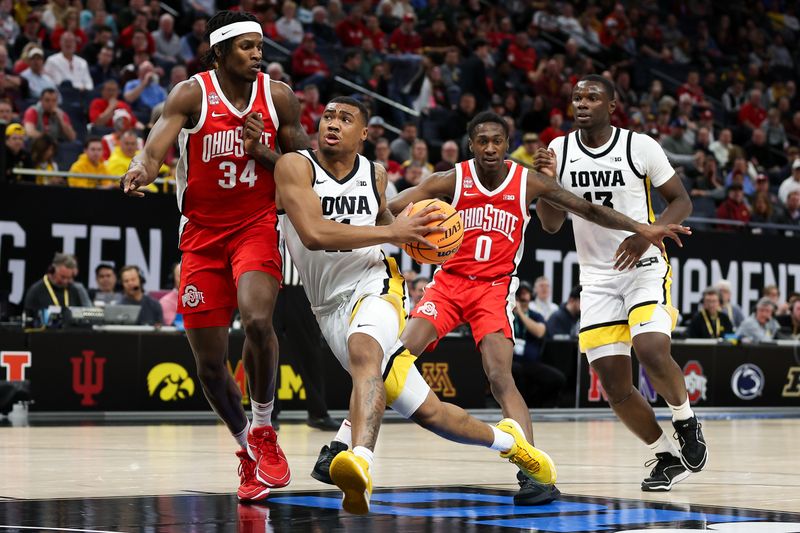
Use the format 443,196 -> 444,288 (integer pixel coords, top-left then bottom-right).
730,363 -> 764,400
683,360 -> 708,403
782,366 -> 800,398
1,351 -> 32,381
147,362 -> 195,401
71,350 -> 106,406
420,362 -> 456,397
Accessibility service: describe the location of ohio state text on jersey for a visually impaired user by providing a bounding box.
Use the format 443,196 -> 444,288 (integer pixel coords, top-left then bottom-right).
442,159 -> 531,280
175,70 -> 280,231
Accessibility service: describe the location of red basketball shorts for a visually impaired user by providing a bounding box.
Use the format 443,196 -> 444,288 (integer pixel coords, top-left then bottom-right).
409,270 -> 518,350
177,214 -> 282,329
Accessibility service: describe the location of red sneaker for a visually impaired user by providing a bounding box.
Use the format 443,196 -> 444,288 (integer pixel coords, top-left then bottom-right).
236,449 -> 270,502
248,425 -> 291,488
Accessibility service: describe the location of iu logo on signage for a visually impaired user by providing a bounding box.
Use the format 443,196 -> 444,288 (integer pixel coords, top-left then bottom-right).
71,350 -> 107,406
1,351 -> 32,381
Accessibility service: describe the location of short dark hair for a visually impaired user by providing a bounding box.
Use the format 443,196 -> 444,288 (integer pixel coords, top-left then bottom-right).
203,10 -> 260,69
467,111 -> 509,139
568,285 -> 582,300
40,87 -> 57,99
702,287 -> 720,300
328,96 -> 369,125
95,263 -> 115,276
579,74 -> 616,99
84,136 -> 102,149
343,49 -> 360,63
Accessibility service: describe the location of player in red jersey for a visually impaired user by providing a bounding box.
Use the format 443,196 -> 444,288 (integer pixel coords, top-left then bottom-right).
120,11 -> 310,502
313,111 -> 690,504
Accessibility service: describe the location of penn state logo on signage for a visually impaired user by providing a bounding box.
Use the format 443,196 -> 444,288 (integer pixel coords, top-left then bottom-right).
182,284 -> 205,308
731,363 -> 764,400
683,360 -> 708,403
208,91 -> 220,105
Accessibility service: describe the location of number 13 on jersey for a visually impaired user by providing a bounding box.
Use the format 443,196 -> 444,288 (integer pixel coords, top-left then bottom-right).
218,160 -> 258,189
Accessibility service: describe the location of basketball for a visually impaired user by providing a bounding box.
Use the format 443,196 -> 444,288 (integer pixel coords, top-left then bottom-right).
402,199 -> 463,264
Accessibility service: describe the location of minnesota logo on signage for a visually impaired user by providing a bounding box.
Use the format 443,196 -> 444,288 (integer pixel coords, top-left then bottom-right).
420,362 -> 456,397
147,362 -> 195,401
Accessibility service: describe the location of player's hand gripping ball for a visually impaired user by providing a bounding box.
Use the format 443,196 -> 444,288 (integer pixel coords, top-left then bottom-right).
402,199 -> 463,264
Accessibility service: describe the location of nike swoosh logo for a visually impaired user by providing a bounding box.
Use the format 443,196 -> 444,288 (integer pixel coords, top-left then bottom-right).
211,112 -> 227,117
463,191 -> 479,197
356,323 -> 375,328
638,321 -> 654,327
569,158 -> 581,163
221,29 -> 232,36
315,180 -> 325,185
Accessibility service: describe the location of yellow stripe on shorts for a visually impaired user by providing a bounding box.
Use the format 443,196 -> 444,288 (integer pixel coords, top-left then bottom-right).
578,320 -> 631,352
382,346 -> 417,406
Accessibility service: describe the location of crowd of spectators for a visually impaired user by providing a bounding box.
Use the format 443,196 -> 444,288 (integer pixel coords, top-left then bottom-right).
0,0 -> 799,233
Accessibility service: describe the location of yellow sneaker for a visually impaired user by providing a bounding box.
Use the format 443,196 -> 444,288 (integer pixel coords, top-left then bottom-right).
329,450 -> 372,515
496,418 -> 557,485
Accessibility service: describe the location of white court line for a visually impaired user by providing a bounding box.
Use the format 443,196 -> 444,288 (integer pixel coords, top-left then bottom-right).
0,526 -> 125,533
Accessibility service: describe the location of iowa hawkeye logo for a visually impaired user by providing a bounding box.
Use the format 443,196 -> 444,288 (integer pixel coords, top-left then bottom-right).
147,362 -> 195,401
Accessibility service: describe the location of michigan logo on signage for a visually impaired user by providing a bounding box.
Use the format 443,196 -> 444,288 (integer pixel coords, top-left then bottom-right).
783,366 -> 800,398
147,362 -> 195,401
278,364 -> 306,400
420,362 -> 456,397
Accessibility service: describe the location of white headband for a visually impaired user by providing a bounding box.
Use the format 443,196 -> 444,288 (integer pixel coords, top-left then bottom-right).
209,21 -> 263,47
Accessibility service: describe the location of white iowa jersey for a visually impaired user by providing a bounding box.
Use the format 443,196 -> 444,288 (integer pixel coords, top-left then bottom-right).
549,127 -> 675,281
279,149 -> 387,314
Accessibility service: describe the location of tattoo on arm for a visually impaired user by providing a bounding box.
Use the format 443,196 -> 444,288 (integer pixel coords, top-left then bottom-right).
374,163 -> 394,226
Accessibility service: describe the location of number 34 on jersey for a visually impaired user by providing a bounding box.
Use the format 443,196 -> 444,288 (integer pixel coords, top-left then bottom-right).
200,127 -> 273,189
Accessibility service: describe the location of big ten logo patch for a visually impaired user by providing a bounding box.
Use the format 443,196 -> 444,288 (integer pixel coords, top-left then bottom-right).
226,359 -> 250,406
278,364 -> 306,401
782,366 -> 800,397
1,351 -> 32,381
147,362 -> 195,401
420,362 -> 456,397
71,350 -> 106,406
683,360 -> 708,403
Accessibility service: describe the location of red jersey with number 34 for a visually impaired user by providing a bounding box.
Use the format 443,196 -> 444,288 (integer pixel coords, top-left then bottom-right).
441,159 -> 531,280
176,70 -> 280,232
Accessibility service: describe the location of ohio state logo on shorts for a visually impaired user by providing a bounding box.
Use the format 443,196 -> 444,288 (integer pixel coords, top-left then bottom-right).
182,284 -> 206,308
419,301 -> 438,320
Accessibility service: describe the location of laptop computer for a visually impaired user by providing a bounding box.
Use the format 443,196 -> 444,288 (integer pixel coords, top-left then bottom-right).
103,305 -> 141,325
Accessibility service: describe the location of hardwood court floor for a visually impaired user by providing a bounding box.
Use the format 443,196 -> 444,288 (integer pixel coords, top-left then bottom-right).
1,417 -> 798,514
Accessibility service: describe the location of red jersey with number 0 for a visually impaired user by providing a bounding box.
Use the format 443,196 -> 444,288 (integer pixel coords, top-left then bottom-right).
442,159 -> 530,280
176,70 -> 280,231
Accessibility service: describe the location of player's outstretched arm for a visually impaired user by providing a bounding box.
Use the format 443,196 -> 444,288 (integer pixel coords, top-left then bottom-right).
531,147 -> 567,233
243,81 -> 311,170
276,153 -> 446,250
529,171 -> 691,259
387,169 -> 457,216
121,79 -> 200,197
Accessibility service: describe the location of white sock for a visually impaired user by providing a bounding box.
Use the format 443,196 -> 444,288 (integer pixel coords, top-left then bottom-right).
334,419 -> 352,447
647,432 -> 679,457
489,425 -> 515,452
667,398 -> 694,422
251,399 -> 273,428
353,446 -> 374,471
233,419 -> 250,449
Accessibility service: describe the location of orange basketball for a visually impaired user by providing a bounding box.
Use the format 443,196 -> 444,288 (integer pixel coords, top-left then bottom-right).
401,199 -> 463,265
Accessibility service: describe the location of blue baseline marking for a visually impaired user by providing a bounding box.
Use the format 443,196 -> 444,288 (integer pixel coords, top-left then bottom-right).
474,508 -> 760,532
270,494 -> 605,517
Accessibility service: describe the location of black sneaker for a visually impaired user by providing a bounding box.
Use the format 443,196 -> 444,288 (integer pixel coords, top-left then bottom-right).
513,471 -> 561,505
310,440 -> 348,485
673,416 -> 708,472
307,415 -> 342,431
641,452 -> 690,492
